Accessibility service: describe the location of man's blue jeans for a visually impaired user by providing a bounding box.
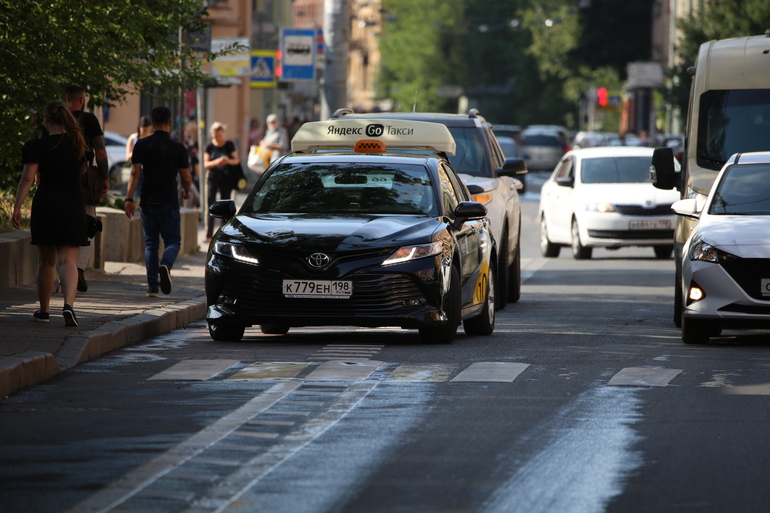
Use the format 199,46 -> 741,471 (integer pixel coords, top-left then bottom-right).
140,203 -> 181,290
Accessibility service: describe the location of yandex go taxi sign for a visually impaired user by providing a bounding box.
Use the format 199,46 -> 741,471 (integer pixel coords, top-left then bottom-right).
291,119 -> 457,155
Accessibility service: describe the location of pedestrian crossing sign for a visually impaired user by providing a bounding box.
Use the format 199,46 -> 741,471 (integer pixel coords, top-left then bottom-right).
250,50 -> 277,89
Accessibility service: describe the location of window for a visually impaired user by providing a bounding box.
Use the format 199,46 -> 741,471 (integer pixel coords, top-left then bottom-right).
709,164 -> 770,215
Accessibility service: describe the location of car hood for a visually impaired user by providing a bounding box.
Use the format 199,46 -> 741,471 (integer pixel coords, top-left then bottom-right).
219,213 -> 441,252
578,183 -> 681,205
695,216 -> 770,258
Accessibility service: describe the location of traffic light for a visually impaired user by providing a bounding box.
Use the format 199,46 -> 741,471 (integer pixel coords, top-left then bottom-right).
597,87 -> 608,107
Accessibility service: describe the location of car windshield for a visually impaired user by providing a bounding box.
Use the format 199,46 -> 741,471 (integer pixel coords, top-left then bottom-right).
698,89 -> 770,170
709,163 -> 770,215
447,127 -> 488,176
522,134 -> 561,146
580,156 -> 652,183
244,163 -> 438,216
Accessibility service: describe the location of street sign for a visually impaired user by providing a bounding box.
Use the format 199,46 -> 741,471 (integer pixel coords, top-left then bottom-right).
250,51 -> 277,89
210,37 -> 250,78
281,28 -> 316,81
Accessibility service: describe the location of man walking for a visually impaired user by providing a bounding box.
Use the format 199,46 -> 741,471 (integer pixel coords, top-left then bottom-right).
64,84 -> 109,292
124,106 -> 192,297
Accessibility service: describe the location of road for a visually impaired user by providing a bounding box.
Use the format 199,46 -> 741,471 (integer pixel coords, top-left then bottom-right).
3,182 -> 770,513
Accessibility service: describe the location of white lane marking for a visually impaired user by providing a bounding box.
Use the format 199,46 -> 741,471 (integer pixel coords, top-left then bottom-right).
308,344 -> 385,361
388,364 -> 455,382
451,362 -> 530,382
147,359 -> 240,381
481,386 -> 643,513
724,383 -> 770,395
227,362 -> 309,381
183,382 -> 377,513
608,367 -> 682,387
304,360 -> 383,381
64,381 -> 301,513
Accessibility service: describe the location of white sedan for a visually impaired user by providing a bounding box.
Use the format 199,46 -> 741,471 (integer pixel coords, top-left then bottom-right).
673,151 -> 770,344
539,146 -> 681,259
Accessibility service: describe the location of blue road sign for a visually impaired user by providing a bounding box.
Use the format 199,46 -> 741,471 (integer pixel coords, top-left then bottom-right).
250,51 -> 276,88
281,28 -> 316,81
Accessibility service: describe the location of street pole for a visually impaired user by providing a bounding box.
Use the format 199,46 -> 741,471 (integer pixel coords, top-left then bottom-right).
321,0 -> 349,120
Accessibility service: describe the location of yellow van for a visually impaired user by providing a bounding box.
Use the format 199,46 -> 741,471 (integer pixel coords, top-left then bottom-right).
651,31 -> 770,326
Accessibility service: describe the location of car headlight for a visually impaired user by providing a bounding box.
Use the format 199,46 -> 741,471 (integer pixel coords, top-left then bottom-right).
214,241 -> 260,266
471,192 -> 493,205
688,239 -> 737,264
383,241 -> 442,266
585,202 -> 616,213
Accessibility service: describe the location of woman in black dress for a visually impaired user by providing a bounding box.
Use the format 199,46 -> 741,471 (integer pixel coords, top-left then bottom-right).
12,101 -> 88,326
203,122 -> 240,241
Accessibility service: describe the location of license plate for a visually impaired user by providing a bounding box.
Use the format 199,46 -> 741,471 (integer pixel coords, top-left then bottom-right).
629,219 -> 670,230
282,280 -> 352,299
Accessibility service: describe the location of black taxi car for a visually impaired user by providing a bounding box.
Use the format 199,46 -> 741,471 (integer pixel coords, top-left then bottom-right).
205,119 -> 495,344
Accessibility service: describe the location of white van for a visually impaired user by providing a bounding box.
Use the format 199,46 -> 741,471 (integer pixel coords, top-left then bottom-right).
651,31 -> 770,326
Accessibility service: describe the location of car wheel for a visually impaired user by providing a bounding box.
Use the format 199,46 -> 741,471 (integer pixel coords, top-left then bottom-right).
571,219 -> 592,259
654,245 -> 674,259
464,261 -> 495,336
208,323 -> 245,342
540,216 -> 560,257
260,324 -> 290,335
419,266 -> 461,344
681,312 -> 714,345
496,233 -> 509,311
673,275 -> 683,328
508,233 -> 521,304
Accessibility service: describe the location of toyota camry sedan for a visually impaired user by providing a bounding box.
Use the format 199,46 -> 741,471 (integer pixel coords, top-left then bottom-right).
539,146 -> 681,259
205,119 -> 495,344
673,151 -> 770,344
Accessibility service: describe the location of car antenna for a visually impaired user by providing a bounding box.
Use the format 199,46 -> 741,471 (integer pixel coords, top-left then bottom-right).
412,90 -> 418,112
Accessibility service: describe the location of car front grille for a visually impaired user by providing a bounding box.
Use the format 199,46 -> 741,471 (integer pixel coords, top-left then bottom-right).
587,229 -> 674,240
614,204 -> 673,216
220,272 -> 425,317
720,258 -> 770,301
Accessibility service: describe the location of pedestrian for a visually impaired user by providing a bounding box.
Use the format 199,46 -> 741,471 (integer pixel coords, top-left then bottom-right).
64,84 -> 109,293
247,118 -> 262,148
258,113 -> 289,162
124,106 -> 192,298
125,115 -> 152,200
12,101 -> 89,326
203,122 -> 240,241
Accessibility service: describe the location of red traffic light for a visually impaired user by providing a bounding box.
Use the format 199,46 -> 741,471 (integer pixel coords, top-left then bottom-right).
597,87 -> 608,107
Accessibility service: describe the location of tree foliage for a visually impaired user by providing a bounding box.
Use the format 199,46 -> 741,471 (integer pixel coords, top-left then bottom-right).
0,0 -> 232,189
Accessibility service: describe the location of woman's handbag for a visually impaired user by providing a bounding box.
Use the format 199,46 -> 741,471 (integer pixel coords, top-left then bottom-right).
247,145 -> 265,173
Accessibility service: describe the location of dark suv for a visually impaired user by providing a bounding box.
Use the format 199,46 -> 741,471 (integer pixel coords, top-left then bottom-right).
331,108 -> 527,308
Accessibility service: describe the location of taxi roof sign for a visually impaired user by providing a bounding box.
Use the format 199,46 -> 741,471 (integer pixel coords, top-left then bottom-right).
291,119 -> 456,156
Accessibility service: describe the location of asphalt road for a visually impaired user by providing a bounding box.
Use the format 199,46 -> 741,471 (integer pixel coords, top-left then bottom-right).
3,186 -> 770,513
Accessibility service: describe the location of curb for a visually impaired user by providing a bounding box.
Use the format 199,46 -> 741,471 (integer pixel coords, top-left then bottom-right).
0,296 -> 207,399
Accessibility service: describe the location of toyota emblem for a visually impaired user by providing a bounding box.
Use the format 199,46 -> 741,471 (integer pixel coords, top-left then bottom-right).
307,253 -> 331,268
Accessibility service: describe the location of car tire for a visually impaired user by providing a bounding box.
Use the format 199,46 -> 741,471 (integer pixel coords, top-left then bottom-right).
419,266 -> 461,344
571,219 -> 592,259
508,233 -> 521,304
681,312 -> 714,345
260,324 -> 290,335
496,232 -> 509,311
540,216 -> 560,257
673,275 -> 683,328
464,261 -> 495,336
208,323 -> 245,342
654,245 -> 674,259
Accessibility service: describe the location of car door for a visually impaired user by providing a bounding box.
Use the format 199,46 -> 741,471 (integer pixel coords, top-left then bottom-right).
439,164 -> 481,288
547,156 -> 576,243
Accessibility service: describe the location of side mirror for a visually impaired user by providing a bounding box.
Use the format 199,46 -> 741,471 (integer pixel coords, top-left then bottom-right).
497,158 -> 528,178
555,175 -> 574,188
209,199 -> 236,220
671,198 -> 701,219
452,201 -> 487,230
651,147 -> 678,190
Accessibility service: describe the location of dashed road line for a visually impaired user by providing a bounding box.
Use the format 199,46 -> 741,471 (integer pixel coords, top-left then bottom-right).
147,359 -> 240,381
451,362 -> 530,382
608,367 -> 682,387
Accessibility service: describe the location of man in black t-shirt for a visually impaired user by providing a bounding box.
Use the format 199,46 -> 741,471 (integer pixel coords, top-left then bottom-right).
64,84 -> 109,293
124,106 -> 192,297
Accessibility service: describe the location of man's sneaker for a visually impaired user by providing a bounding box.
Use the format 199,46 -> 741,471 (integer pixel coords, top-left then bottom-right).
77,268 -> 88,292
62,304 -> 78,327
159,265 -> 172,295
147,287 -> 159,298
33,310 -> 50,323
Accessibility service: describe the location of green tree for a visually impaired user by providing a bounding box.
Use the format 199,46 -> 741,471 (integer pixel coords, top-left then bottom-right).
0,0 -> 234,189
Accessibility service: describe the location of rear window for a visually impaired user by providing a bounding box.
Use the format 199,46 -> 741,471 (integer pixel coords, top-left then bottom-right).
522,134 -> 561,146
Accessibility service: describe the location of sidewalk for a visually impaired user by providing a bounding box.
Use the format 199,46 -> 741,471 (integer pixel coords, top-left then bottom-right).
0,228 -> 211,399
